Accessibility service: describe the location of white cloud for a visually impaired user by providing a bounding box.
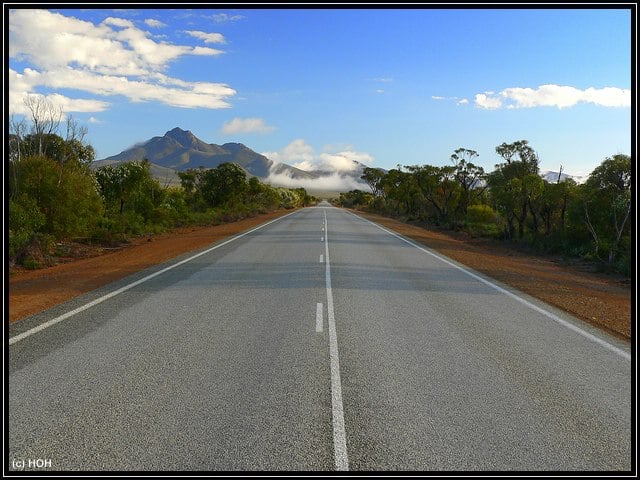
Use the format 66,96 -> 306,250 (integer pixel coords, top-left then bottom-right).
8,9 -> 235,116
432,95 -> 470,106
211,13 -> 246,23
185,30 -> 226,44
263,140 -> 374,173
475,93 -> 504,109
265,171 -> 370,192
9,93 -> 109,124
317,150 -> 374,172
262,140 -> 374,191
580,87 -> 630,107
102,17 -> 135,28
262,139 -> 315,165
9,70 -> 111,114
191,46 -> 225,56
221,117 -> 276,134
10,67 -> 234,111
45,93 -> 111,113
145,18 -> 166,28
474,84 -> 631,109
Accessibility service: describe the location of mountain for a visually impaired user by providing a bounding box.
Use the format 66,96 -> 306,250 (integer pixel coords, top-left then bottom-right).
540,170 -> 588,184
269,162 -> 318,180
94,127 -> 278,178
93,128 -> 375,192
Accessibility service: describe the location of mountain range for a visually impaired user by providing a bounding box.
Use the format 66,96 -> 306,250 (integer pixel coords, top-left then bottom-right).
93,127 -> 368,189
539,170 -> 588,184
93,127 -> 587,190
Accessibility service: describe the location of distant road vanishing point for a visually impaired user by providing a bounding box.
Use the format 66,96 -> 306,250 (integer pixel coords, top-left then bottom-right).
8,202 -> 631,472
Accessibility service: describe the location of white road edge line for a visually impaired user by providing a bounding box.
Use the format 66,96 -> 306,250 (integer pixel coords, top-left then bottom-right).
347,211 -> 631,362
324,209 -> 349,471
9,210 -> 301,346
316,302 -> 324,333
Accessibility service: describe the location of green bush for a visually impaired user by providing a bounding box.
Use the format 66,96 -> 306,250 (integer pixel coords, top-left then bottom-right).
12,155 -> 103,240
8,196 -> 47,263
17,232 -> 55,269
464,204 -> 502,238
465,204 -> 496,224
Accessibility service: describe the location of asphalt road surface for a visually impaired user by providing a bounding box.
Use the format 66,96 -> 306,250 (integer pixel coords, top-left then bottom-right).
8,203 -> 632,472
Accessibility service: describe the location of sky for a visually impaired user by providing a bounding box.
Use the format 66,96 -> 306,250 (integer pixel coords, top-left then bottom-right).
7,6 -> 633,189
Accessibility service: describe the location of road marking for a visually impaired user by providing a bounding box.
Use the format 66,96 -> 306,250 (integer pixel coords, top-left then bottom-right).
347,211 -> 631,361
320,254 -> 324,263
9,210 -> 302,346
321,236 -> 324,242
316,302 -> 324,332
324,210 -> 349,471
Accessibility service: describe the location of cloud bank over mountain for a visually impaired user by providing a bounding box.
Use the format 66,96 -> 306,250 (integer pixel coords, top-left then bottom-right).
265,170 -> 370,192
262,139 -> 373,191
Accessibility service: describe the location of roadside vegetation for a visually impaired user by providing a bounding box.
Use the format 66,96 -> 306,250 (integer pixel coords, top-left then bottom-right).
8,98 -> 315,270
9,98 -> 630,276
336,142 -> 631,277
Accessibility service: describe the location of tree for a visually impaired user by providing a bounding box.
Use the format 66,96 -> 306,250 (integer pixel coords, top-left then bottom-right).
487,140 -> 541,239
246,176 -> 282,210
361,167 -> 386,198
199,162 -> 248,208
338,190 -> 373,208
11,97 -> 95,191
95,160 -> 156,216
581,154 -> 631,264
9,154 -> 103,240
178,167 -> 206,210
23,95 -> 62,157
406,164 -> 459,224
536,179 -> 573,236
9,115 -> 28,163
450,148 -> 486,217
8,108 -> 104,262
381,168 -> 420,217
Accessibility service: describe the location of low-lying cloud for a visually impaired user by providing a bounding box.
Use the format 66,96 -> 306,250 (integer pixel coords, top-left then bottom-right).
262,139 -> 373,191
266,171 -> 371,192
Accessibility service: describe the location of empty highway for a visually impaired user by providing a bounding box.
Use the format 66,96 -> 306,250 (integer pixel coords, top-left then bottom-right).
8,204 -> 632,472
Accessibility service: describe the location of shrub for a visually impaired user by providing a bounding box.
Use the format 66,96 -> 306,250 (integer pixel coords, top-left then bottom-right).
466,204 -> 496,224
464,204 -> 502,238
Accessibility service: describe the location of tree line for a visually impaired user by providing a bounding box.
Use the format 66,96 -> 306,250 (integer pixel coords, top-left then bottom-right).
338,141 -> 631,276
8,99 -> 315,269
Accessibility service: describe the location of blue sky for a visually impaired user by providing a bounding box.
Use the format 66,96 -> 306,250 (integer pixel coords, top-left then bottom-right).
8,6 -> 632,187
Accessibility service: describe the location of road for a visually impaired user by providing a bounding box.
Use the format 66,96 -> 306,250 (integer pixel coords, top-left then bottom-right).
8,203 -> 632,472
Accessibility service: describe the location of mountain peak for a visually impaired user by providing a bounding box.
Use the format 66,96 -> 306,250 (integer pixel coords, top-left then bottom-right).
165,127 -> 197,145
166,127 -> 191,135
